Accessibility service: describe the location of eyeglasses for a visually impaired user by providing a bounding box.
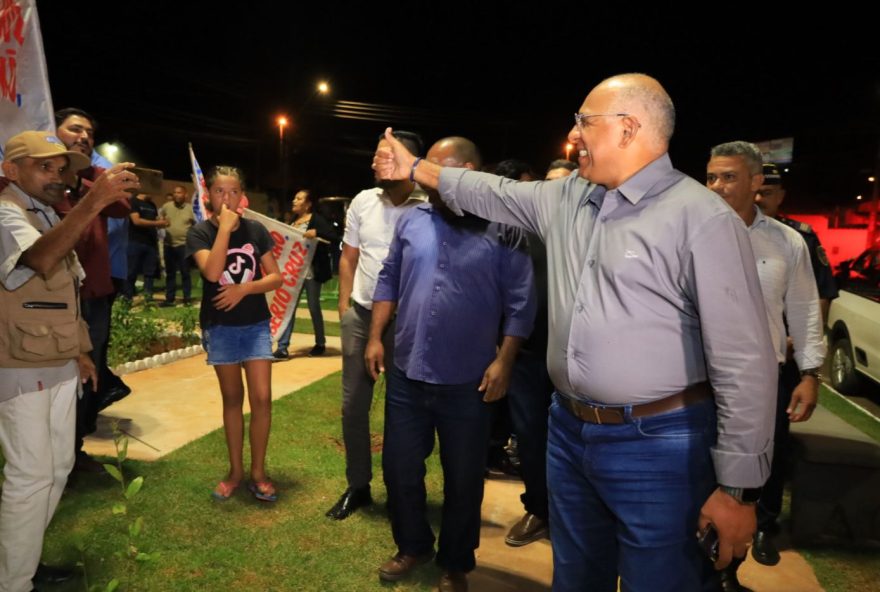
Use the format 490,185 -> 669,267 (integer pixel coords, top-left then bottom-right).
573,112 -> 636,129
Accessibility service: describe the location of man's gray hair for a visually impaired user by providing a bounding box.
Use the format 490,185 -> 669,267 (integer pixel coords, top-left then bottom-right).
605,73 -> 676,144
710,141 -> 764,175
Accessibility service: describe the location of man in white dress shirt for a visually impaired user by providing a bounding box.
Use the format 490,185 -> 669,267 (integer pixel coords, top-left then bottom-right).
707,140 -> 825,592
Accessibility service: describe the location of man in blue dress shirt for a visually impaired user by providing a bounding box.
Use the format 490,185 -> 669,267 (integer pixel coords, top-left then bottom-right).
365,137 -> 536,592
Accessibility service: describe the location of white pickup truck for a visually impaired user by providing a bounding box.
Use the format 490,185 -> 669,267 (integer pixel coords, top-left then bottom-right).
827,248 -> 880,394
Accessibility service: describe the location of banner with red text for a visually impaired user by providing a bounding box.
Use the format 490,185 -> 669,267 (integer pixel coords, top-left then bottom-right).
0,0 -> 53,158
241,208 -> 316,340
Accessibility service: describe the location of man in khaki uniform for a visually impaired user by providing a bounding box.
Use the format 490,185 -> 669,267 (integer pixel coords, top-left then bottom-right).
159,185 -> 195,306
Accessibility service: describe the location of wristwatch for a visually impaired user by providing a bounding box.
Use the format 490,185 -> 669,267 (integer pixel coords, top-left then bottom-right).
720,485 -> 761,504
800,367 -> 821,379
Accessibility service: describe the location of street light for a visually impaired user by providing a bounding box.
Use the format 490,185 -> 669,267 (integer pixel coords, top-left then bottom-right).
564,142 -> 574,161
96,142 -> 120,164
317,81 -> 330,95
276,115 -> 290,211
277,115 -> 288,140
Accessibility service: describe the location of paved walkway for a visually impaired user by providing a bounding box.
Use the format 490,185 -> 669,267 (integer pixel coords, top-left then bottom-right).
84,325 -> 824,591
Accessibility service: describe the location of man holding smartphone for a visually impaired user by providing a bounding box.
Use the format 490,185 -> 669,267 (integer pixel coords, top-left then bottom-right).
53,108 -> 133,474
0,130 -> 137,592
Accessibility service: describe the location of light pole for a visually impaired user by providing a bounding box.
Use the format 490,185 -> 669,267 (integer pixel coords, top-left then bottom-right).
277,115 -> 289,213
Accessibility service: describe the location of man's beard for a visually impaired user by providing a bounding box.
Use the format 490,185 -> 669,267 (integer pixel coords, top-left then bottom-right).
37,183 -> 67,204
428,191 -> 489,233
377,178 -> 405,191
72,141 -> 92,156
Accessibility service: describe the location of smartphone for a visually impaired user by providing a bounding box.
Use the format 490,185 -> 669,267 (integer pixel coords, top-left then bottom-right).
697,524 -> 719,563
129,166 -> 164,195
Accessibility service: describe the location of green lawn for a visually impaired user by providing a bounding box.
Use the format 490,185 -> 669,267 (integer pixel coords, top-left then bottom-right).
797,386 -> 880,591
20,332 -> 880,590
44,373 -> 447,591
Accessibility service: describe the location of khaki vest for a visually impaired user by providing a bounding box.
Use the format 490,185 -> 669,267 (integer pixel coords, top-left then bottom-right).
0,188 -> 92,368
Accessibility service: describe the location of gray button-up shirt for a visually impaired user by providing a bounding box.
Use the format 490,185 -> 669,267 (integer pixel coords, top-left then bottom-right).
438,154 -> 777,487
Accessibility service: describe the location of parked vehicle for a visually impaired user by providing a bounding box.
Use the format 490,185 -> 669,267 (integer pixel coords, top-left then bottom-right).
827,248 -> 880,393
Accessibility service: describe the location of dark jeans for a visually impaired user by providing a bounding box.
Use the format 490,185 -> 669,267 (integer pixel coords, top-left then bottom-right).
276,278 -> 325,349
382,364 -> 491,573
547,394 -> 720,592
507,351 -> 553,519
75,296 -> 111,452
163,244 -> 191,302
757,362 -> 799,530
125,241 -> 158,299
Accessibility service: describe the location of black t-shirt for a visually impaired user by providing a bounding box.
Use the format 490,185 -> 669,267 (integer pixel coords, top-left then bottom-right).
186,218 -> 274,328
129,197 -> 159,245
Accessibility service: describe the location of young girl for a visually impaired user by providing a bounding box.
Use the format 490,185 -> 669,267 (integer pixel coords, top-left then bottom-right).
186,166 -> 283,502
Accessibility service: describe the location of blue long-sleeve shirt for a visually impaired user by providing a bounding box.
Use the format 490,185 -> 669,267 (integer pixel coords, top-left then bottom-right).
373,203 -> 536,385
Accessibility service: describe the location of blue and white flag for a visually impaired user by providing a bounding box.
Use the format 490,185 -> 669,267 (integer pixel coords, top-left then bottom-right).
188,142 -> 209,222
0,0 -> 54,159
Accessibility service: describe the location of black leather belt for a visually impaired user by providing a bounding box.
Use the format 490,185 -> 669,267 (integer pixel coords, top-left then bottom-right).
557,382 -> 712,425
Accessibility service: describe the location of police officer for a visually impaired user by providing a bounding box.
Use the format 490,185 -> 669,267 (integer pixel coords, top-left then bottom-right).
748,162 -> 838,570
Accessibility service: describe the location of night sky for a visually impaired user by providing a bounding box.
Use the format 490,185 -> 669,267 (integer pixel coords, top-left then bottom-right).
39,3 -> 879,213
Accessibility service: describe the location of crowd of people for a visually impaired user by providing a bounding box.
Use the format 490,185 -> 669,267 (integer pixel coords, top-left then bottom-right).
0,72 -> 839,592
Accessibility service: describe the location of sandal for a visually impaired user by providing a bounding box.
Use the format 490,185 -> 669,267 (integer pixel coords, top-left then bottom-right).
211,480 -> 240,501
248,480 -> 278,502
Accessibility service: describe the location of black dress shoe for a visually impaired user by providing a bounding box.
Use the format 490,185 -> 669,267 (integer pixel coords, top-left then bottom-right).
73,451 -> 106,474
751,530 -> 781,566
308,344 -> 326,357
34,562 -> 77,584
326,486 -> 372,520
272,349 -> 289,360
719,565 -> 753,592
96,383 -> 132,412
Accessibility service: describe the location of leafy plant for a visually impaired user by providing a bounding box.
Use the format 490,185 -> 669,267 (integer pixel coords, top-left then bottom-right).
78,423 -> 156,591
107,299 -> 164,366
177,305 -> 200,346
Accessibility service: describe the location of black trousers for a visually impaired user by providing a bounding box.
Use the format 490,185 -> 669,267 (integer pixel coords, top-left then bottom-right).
757,361 -> 800,530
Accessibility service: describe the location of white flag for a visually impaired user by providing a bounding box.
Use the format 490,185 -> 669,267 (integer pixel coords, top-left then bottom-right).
188,143 -> 210,222
241,208 -> 317,340
0,0 -> 53,158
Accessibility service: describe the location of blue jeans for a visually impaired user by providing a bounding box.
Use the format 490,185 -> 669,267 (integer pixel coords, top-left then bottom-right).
547,393 -> 720,592
382,365 -> 490,573
163,244 -> 191,302
201,321 -> 274,365
275,278 -> 325,350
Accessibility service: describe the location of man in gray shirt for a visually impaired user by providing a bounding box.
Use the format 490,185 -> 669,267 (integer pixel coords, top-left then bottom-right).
372,73 -> 778,591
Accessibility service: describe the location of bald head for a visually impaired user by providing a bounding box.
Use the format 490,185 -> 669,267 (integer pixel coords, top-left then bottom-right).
427,136 -> 482,170
596,73 -> 675,148
568,73 -> 676,188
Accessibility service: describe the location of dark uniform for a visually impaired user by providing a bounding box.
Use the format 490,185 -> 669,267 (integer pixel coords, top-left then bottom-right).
778,215 -> 839,302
